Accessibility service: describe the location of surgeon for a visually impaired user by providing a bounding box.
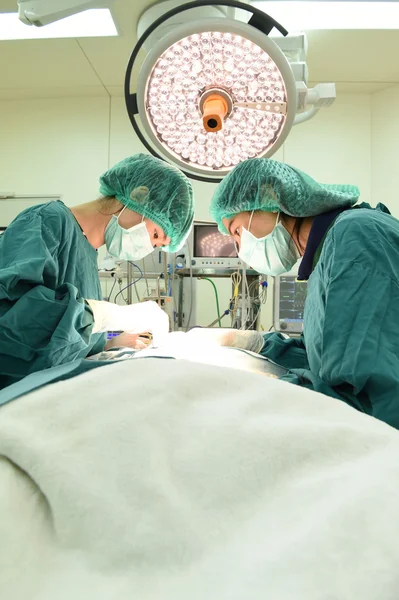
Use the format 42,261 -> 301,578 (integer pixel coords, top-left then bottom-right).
0,154 -> 194,390
210,157 -> 399,430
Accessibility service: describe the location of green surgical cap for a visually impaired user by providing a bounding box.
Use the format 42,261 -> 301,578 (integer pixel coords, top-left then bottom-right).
210,158 -> 360,234
99,154 -> 194,252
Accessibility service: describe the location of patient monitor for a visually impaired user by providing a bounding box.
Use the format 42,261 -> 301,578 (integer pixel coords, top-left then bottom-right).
273,271 -> 308,335
189,221 -> 243,270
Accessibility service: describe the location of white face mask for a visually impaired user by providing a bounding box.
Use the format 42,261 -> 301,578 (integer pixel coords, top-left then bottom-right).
238,212 -> 300,276
104,208 -> 154,261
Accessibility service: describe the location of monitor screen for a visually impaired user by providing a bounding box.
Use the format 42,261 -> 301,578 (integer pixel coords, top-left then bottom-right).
194,224 -> 237,258
278,276 -> 307,323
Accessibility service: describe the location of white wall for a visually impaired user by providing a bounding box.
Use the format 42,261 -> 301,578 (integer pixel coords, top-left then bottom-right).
371,85 -> 399,217
284,93 -> 371,202
0,93 -> 372,330
0,97 -> 110,205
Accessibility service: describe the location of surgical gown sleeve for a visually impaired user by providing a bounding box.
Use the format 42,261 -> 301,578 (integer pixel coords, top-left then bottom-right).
304,209 -> 399,429
0,207 -> 105,389
260,332 -> 309,370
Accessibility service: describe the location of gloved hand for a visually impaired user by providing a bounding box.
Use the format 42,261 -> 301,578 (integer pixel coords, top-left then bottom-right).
104,333 -> 151,351
86,300 -> 169,347
221,329 -> 265,353
186,327 -> 265,354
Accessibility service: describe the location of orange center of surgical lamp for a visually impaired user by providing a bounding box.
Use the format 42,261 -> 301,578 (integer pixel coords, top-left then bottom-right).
202,94 -> 229,132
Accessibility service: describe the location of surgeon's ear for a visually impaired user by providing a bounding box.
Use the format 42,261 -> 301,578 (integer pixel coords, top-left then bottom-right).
259,184 -> 278,203
130,186 -> 150,203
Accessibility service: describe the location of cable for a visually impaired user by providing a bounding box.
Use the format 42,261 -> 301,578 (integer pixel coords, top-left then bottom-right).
241,266 -> 251,330
142,258 -> 150,297
245,285 -> 260,331
116,279 -> 128,304
132,263 -> 142,303
185,242 -> 194,332
106,275 -> 117,302
246,302 -> 262,331
198,277 -> 222,327
244,279 -> 268,331
261,280 -> 268,304
114,264 -> 143,305
133,280 -> 141,302
129,262 -> 143,303
114,280 -> 140,305
245,278 -> 261,331
163,252 -> 169,299
230,271 -> 242,326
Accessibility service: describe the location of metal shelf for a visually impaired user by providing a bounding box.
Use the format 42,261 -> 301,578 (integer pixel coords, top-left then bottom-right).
98,270 -> 165,279
177,268 -> 259,278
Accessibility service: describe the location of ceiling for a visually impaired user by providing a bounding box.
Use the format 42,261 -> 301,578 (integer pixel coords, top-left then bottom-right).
1,0 -> 399,100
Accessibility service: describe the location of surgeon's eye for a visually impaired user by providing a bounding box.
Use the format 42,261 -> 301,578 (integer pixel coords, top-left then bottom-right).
154,230 -> 159,239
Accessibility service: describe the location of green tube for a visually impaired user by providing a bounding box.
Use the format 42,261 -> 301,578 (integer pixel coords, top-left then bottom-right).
198,277 -> 222,327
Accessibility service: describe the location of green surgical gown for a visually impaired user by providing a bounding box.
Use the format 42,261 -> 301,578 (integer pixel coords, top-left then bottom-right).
0,200 -> 106,390
261,204 -> 399,429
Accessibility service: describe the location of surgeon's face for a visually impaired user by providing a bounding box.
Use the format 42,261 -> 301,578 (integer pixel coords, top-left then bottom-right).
143,218 -> 171,248
223,211 -> 278,250
118,209 -> 171,248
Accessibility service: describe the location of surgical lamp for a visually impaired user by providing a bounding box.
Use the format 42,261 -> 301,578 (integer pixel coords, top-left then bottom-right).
126,0 -> 336,183
125,0 -> 297,183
